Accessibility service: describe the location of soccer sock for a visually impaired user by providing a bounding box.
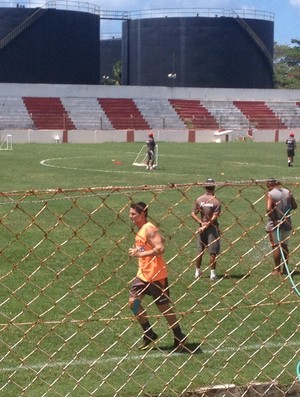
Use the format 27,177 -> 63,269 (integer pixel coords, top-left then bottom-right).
172,325 -> 183,338
195,268 -> 201,276
211,269 -> 216,277
141,321 -> 154,337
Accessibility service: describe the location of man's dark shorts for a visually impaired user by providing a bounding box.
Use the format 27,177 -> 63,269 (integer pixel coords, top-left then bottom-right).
287,149 -> 295,157
147,150 -> 154,161
130,277 -> 170,305
197,226 -> 220,254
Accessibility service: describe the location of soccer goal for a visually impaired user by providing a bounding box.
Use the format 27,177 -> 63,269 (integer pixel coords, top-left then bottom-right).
0,134 -> 13,151
132,144 -> 159,168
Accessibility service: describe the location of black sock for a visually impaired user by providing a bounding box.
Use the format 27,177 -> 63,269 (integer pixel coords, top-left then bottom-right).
172,325 -> 183,338
141,321 -> 154,337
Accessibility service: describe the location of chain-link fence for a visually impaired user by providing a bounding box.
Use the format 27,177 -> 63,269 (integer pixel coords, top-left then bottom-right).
0,181 -> 299,397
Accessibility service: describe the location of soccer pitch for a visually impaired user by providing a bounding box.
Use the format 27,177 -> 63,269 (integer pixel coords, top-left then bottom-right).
0,142 -> 299,397
0,141 -> 299,191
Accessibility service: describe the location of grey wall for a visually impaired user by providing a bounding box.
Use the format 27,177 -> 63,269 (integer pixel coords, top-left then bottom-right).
0,83 -> 298,101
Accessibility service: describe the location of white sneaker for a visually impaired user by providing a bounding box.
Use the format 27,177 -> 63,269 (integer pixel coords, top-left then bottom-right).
210,274 -> 219,280
195,269 -> 202,278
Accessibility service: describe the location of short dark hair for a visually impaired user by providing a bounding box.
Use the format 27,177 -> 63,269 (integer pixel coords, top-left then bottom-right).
267,178 -> 280,185
130,202 -> 148,217
205,178 -> 215,191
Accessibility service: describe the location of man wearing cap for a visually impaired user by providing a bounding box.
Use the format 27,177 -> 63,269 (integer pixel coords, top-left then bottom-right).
191,179 -> 221,280
266,178 -> 297,275
146,132 -> 156,170
286,132 -> 296,167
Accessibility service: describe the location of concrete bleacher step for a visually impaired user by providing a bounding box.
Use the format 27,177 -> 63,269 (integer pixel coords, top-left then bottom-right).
134,98 -> 186,129
169,99 -> 219,129
22,97 -> 75,130
61,97 -> 112,130
233,101 -> 288,129
0,97 -> 32,129
98,98 -> 150,130
1,96 -> 299,132
266,102 -> 300,129
201,100 -> 249,130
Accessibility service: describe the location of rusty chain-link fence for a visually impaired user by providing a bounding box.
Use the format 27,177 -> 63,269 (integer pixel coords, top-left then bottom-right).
0,181 -> 299,397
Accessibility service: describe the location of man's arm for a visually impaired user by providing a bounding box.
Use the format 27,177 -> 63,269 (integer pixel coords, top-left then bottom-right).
266,194 -> 277,223
290,194 -> 297,210
129,226 -> 164,257
145,226 -> 165,255
191,210 -> 202,226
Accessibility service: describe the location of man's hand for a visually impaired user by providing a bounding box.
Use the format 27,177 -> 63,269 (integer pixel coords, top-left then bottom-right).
129,246 -> 141,257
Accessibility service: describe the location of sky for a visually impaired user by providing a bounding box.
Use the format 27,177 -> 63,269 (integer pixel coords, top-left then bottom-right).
99,0 -> 300,45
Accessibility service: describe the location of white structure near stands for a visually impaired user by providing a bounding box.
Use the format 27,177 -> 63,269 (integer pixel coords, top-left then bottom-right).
0,134 -> 12,150
213,129 -> 233,143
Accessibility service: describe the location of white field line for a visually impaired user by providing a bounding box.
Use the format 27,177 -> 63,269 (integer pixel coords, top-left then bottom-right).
39,157 -> 193,176
2,340 -> 299,373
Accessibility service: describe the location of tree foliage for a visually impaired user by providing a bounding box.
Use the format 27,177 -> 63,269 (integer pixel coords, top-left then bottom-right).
112,60 -> 122,85
274,39 -> 300,88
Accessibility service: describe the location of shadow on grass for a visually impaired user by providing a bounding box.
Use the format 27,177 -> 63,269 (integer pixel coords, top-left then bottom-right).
222,274 -> 250,280
158,342 -> 203,354
288,270 -> 300,276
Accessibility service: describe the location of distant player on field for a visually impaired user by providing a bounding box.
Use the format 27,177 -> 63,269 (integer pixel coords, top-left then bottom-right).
146,133 -> 156,170
286,132 -> 296,167
191,179 -> 221,280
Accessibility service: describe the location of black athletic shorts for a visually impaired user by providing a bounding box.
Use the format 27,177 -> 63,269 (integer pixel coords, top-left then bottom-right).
130,277 -> 170,305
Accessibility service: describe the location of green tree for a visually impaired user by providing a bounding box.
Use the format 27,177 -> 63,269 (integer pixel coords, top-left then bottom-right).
274,39 -> 300,88
100,61 -> 122,85
112,60 -> 122,85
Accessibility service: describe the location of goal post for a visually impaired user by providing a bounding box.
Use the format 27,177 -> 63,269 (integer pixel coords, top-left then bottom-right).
0,134 -> 13,150
132,144 -> 159,168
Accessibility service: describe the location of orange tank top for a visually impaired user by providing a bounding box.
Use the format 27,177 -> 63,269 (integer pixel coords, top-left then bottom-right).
135,222 -> 168,282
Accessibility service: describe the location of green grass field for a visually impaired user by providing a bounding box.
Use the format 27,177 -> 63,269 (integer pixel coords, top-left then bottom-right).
0,141 -> 299,191
0,142 -> 299,397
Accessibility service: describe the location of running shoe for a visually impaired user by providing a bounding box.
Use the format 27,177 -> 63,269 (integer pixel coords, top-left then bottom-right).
138,332 -> 158,351
173,334 -> 187,353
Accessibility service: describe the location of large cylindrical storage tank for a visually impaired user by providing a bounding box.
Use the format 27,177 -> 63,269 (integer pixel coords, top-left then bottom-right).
0,7 -> 99,84
122,13 -> 274,88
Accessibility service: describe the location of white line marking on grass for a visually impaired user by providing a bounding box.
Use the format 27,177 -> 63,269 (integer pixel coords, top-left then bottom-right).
40,157 -> 193,177
229,161 -> 282,168
2,340 -> 298,373
40,157 -> 300,181
40,158 -> 147,175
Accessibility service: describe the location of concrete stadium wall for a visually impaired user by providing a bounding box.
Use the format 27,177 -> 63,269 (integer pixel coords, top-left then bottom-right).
1,83 -> 300,101
2,128 -> 300,144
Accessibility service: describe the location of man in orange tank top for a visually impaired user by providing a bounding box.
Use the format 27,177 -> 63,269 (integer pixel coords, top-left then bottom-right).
129,202 -> 187,352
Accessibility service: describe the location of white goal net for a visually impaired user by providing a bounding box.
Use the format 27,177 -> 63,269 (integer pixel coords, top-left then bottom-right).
132,144 -> 159,167
0,134 -> 13,150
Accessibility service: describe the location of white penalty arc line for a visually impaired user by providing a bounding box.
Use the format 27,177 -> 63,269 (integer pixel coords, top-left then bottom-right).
39,157 -> 192,177
1,340 -> 299,373
40,157 -> 138,174
40,157 -> 300,181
